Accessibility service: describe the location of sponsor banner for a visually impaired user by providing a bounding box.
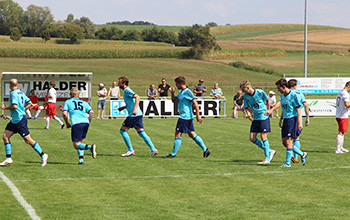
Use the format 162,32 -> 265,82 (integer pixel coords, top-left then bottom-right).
302,99 -> 336,116
286,78 -> 350,94
111,99 -> 221,117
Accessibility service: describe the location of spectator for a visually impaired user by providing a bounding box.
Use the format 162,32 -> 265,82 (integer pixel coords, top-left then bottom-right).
268,91 -> 279,118
26,89 -> 44,119
232,90 -> 246,118
97,83 -> 107,119
210,82 -> 223,116
158,78 -> 171,98
193,79 -> 207,97
108,81 -> 120,100
147,84 -> 158,100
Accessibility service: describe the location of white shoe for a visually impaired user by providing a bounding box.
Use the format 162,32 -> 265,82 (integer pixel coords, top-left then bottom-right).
335,149 -> 344,154
269,150 -> 276,162
258,159 -> 270,164
121,150 -> 135,157
0,158 -> 13,166
41,154 -> 48,167
341,148 -> 349,153
91,144 -> 97,158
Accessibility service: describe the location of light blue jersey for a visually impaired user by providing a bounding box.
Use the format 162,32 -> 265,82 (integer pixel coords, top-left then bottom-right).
243,89 -> 269,120
63,97 -> 92,126
280,90 -> 301,119
9,89 -> 30,124
292,89 -> 306,123
176,88 -> 196,120
123,87 -> 143,117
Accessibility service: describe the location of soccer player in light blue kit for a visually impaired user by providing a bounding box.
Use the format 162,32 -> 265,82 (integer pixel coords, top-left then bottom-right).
240,81 -> 276,164
267,79 -> 308,167
0,79 -> 48,167
162,76 -> 211,158
288,79 -> 310,163
117,76 -> 158,157
63,88 -> 96,165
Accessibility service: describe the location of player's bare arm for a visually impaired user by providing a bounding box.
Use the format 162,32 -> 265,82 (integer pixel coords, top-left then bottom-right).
192,99 -> 202,123
170,87 -> 178,103
1,103 -> 17,110
303,102 -> 310,126
296,107 -> 303,131
118,106 -> 126,111
133,94 -> 140,115
265,101 -> 281,116
62,111 -> 71,128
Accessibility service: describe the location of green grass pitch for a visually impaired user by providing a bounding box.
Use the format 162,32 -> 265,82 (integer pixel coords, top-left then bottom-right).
0,117 -> 350,219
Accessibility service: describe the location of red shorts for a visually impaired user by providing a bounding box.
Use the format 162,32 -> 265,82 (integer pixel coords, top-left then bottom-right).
28,104 -> 39,111
336,118 -> 348,133
46,103 -> 57,116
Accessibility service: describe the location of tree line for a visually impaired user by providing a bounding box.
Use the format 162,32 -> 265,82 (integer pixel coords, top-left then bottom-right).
0,0 -> 220,58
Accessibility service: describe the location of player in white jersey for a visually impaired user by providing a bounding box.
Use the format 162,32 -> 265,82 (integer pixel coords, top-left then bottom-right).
45,81 -> 64,129
335,81 -> 350,153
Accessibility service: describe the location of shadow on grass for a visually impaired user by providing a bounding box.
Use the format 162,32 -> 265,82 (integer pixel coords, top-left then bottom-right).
25,161 -> 74,165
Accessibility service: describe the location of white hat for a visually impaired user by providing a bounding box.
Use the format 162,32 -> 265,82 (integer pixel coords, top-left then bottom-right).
269,91 -> 275,95
99,83 -> 104,87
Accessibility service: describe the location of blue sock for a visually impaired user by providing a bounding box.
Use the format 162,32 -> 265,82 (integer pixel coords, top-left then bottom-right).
4,143 -> 11,158
77,143 -> 91,150
293,139 -> 301,159
252,138 -> 263,149
286,148 -> 293,165
262,139 -> 271,161
292,143 -> 303,157
77,149 -> 84,162
192,135 -> 207,152
171,137 -> 182,156
32,142 -> 44,157
120,129 -> 133,151
138,131 -> 156,152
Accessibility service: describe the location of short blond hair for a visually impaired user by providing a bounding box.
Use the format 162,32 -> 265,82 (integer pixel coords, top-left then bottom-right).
70,88 -> 80,97
240,81 -> 251,89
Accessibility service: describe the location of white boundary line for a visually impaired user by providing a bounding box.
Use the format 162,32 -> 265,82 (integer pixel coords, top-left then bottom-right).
7,166 -> 350,183
0,171 -> 41,220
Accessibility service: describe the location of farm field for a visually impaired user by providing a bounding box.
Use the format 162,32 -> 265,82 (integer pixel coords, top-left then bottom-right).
0,117 -> 349,219
96,24 -> 188,32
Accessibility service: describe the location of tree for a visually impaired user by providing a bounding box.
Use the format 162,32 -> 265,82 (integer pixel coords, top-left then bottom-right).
23,4 -> 54,37
0,0 -> 24,35
178,24 -> 220,59
10,27 -> 21,41
120,30 -> 142,41
41,29 -> 51,42
95,27 -> 123,40
73,16 -> 96,39
63,23 -> 85,44
206,22 -> 218,27
50,21 -> 66,38
141,27 -> 178,44
65,13 -> 74,23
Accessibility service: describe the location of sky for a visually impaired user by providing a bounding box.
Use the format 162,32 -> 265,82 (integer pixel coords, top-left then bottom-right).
14,0 -> 350,28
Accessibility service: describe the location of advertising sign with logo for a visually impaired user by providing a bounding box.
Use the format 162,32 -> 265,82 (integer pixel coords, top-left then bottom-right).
110,99 -> 221,117
302,99 -> 336,116
286,78 -> 350,94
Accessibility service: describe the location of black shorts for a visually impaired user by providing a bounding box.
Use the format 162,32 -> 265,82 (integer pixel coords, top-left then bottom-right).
282,117 -> 301,139
71,123 -> 89,142
122,116 -> 144,129
250,118 -> 271,133
176,118 -> 195,133
5,117 -> 30,137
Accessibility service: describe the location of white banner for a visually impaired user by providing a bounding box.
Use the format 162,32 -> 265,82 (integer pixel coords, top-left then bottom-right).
110,99 -> 221,117
286,78 -> 350,94
302,99 -> 336,116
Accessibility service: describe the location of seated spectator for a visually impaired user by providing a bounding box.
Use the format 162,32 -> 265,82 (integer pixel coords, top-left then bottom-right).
108,81 -> 120,100
97,83 -> 107,119
158,78 -> 171,98
210,82 -> 223,116
268,91 -> 279,118
26,89 -> 44,119
193,79 -> 207,97
232,90 -> 246,118
147,84 -> 158,100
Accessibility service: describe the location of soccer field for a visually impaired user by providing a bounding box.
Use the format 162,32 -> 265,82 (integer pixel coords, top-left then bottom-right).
0,117 -> 349,219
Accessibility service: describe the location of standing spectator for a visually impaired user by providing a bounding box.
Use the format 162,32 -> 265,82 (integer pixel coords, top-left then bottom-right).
210,82 -> 223,116
26,89 -> 44,119
267,91 -> 279,118
97,83 -> 107,119
108,81 -> 120,119
232,90 -> 245,118
193,79 -> 207,97
158,78 -> 171,98
45,81 -> 65,129
108,81 -> 120,100
147,84 -> 158,100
